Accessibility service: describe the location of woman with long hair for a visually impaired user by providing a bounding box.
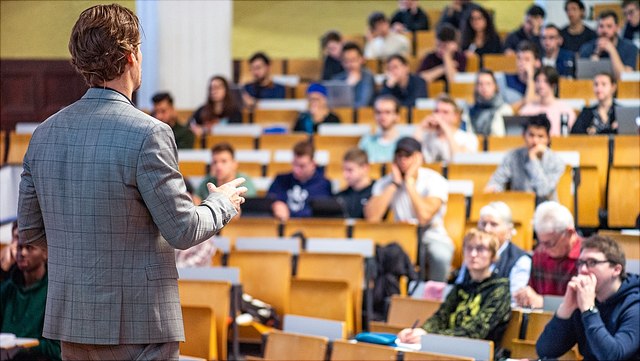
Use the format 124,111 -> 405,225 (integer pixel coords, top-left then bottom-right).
571,72 -> 619,134
190,75 -> 242,138
460,7 -> 502,59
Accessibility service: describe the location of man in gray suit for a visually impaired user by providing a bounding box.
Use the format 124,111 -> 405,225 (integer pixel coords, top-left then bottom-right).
17,4 -> 246,360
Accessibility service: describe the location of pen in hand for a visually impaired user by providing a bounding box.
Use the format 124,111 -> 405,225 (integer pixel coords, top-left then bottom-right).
411,319 -> 420,329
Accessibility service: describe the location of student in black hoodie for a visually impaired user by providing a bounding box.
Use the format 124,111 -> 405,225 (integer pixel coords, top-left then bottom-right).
537,235 -> 640,360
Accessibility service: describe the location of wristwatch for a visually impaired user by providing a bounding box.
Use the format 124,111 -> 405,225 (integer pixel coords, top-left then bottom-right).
583,305 -> 599,315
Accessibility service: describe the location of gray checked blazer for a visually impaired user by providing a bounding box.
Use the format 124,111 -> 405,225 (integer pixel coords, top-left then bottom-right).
18,88 -> 237,345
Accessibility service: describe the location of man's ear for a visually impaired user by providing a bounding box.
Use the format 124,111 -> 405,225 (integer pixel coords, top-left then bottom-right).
127,51 -> 137,64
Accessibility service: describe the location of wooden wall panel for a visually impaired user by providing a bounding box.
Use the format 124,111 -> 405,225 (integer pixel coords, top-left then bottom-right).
1,60 -> 87,131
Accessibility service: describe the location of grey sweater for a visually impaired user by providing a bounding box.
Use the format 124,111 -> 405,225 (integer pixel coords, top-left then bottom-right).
487,147 -> 565,205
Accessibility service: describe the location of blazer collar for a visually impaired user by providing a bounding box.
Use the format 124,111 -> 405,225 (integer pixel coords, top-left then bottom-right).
83,87 -> 135,106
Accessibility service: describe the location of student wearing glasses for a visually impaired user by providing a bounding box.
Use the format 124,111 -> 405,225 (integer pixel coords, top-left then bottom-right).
397,229 -> 511,347
537,235 -> 640,360
514,201 -> 582,309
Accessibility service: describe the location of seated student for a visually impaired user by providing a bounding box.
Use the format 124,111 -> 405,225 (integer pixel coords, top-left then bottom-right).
418,24 -> 466,89
469,69 -> 513,136
622,0 -> 640,49
242,52 -> 286,108
320,30 -> 344,81
151,92 -> 195,149
460,6 -> 503,59
364,11 -> 411,59
437,0 -> 481,31
504,5 -> 545,54
190,76 -> 242,140
484,115 -> 565,206
267,141 -> 333,221
390,0 -> 430,33
380,54 -> 427,107
0,221 -> 18,282
1,242 -> 61,361
572,72 -> 619,134
397,229 -> 511,347
196,142 -> 257,201
336,148 -> 374,219
496,40 -> 540,107
365,137 -> 452,281
541,24 -> 576,77
358,95 -> 403,163
453,202 -> 531,302
537,235 -> 640,361
514,201 -> 581,309
332,42 -> 376,108
414,94 -> 479,163
579,10 -> 638,80
560,0 -> 597,53
518,66 -> 576,136
293,83 -> 340,134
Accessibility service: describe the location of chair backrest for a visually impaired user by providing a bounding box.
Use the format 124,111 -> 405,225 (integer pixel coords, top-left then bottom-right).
445,193 -> 468,269
282,218 -> 349,238
415,30 -> 436,58
287,58 -> 322,82
486,135 -> 523,152
386,295 -> 441,326
482,53 -> 516,73
289,279 -> 354,336
551,135 -> 609,227
618,81 -> 640,99
0,130 -> 5,166
228,250 -> 292,315
523,311 -> 554,341
220,217 -> 280,244
329,339 -> 398,361
262,330 -> 328,361
296,253 -> 365,333
6,132 -> 31,165
421,333 -> 494,361
313,133 -> 362,166
259,133 -> 309,151
447,164 -> 497,195
283,314 -> 346,340
180,306 -> 217,360
352,221 -> 419,264
403,350 -> 474,361
235,236 -> 301,255
608,135 -> 640,227
205,134 -> 255,150
500,309 -> 524,355
558,78 -> 593,101
178,279 -> 232,360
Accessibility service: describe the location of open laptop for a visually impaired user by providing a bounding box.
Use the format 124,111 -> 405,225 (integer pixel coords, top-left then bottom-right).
322,80 -> 355,108
615,105 -> 640,135
240,197 -> 274,218
502,115 -> 534,135
310,197 -> 347,218
575,59 -> 613,79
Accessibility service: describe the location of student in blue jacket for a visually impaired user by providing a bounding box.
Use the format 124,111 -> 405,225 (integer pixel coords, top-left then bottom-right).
536,235 -> 640,360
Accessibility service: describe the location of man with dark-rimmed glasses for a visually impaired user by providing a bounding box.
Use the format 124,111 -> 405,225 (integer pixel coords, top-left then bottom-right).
537,235 -> 640,360
514,201 -> 581,308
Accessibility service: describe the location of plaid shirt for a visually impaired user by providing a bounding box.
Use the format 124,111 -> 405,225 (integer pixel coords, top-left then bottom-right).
528,237 -> 582,296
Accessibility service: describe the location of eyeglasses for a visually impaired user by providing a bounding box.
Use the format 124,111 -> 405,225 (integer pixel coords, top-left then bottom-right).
538,231 -> 566,249
464,244 -> 491,254
576,258 -> 612,268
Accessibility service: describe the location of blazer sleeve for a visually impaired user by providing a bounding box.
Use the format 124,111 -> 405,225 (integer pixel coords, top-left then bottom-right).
18,153 -> 47,248
136,124 -> 237,250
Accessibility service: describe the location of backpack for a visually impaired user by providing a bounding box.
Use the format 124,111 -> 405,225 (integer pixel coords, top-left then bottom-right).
372,242 -> 419,320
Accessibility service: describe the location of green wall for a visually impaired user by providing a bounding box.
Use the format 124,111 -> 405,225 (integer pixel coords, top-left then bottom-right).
232,0 -> 533,58
1,0 -> 135,59
1,0 -> 532,60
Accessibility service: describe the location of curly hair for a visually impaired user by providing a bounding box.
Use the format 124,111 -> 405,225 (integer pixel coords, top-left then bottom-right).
68,4 -> 140,86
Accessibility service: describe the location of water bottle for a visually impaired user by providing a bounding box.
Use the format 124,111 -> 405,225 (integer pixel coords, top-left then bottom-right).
565,59 -> 575,79
560,113 -> 569,137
